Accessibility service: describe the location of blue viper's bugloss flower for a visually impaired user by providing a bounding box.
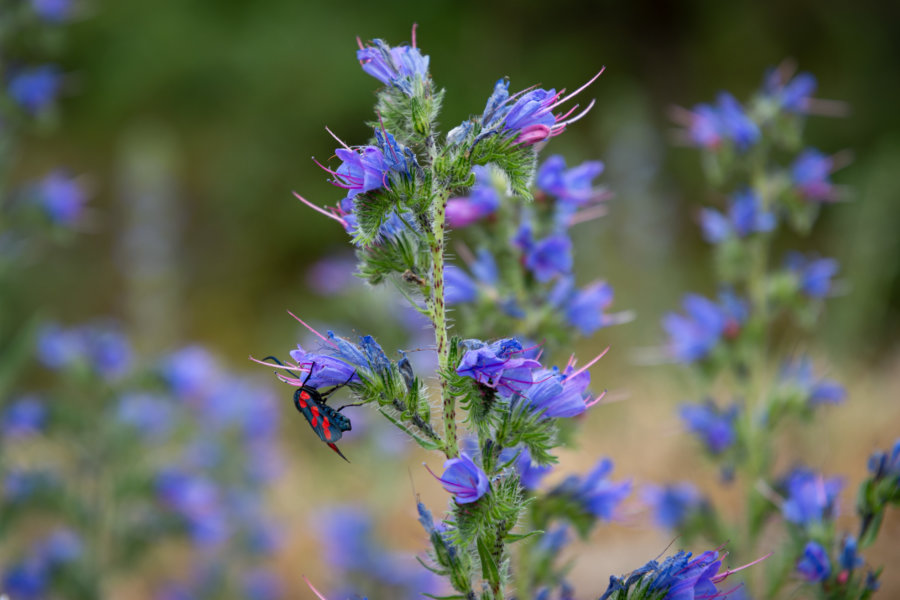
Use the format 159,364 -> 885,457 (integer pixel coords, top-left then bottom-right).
537,525 -> 570,554
525,360 -> 595,419
242,568 -> 283,600
700,189 -> 775,243
156,469 -> 229,547
357,38 -> 429,96
2,529 -> 82,600
779,357 -> 846,406
536,155 -> 605,205
560,458 -> 632,520
34,171 -> 87,225
2,396 -> 47,438
288,342 -> 360,388
784,253 -> 839,298
716,92 -> 760,151
792,149 -> 835,202
7,65 -> 62,113
680,400 -> 739,455
445,265 -> 479,305
565,281 -> 616,335
641,482 -> 702,529
867,438 -> 900,481
457,338 -> 541,396
685,104 -> 723,149
796,541 -> 831,582
37,321 -> 133,379
600,549 -> 745,600
515,446 -> 553,490
521,231 -> 573,283
763,69 -> 817,113
446,165 -> 501,228
433,454 -> 489,504
3,469 -> 58,502
839,536 -> 864,571
781,468 -> 843,526
160,345 -> 223,398
114,393 -> 174,440
332,146 -> 388,199
374,128 -> 419,177
31,0 -> 74,22
663,292 -> 746,363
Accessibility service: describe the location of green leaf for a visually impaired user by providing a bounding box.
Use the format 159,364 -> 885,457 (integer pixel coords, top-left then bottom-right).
504,530 -> 543,544
423,594 -> 468,600
477,535 -> 501,586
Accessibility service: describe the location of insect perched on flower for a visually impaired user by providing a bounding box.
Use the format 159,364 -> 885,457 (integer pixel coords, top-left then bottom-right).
260,355 -> 359,462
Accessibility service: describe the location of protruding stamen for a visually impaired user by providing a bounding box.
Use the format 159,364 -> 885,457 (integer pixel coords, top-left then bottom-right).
568,346 -> 611,379
550,67 -> 605,110
287,310 -> 337,348
303,575 -> 331,600
325,126 -> 352,150
411,22 -> 418,48
292,192 -> 348,227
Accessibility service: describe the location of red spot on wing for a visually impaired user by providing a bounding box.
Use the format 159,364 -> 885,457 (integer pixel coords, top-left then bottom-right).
311,405 -> 320,427
322,419 -> 332,440
300,391 -> 310,400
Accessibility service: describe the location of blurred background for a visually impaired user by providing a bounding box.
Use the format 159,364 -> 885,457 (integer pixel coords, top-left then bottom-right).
6,0 -> 900,597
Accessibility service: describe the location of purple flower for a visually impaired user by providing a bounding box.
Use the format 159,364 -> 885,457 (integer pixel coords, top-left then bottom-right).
699,188 -> 775,243
525,355 -> 599,419
536,155 -> 605,205
445,265 -> 479,305
663,292 -> 746,363
456,338 -> 541,396
357,38 -> 429,96
160,345 -> 222,398
564,281 -> 616,335
680,400 -> 739,454
8,65 -> 62,113
1,529 -> 82,600
781,468 -> 843,526
242,569 -> 283,600
31,0 -> 74,22
374,128 -> 418,177
558,458 -> 631,520
763,69 -> 817,113
480,71 -> 602,146
839,536 -> 863,571
34,171 -> 87,225
36,321 -> 132,379
156,469 -> 228,547
287,342 -> 360,388
685,104 -> 724,149
332,146 -> 388,199
716,92 -> 760,151
2,396 -> 47,438
446,165 -> 501,228
651,550 -> 724,600
114,393 -> 174,440
642,482 -> 703,529
797,541 -> 831,582
792,149 -> 835,201
785,253 -> 839,298
432,454 -> 489,504
515,446 -> 553,490
779,358 -> 846,406
523,233 -> 573,283
867,438 -> 900,481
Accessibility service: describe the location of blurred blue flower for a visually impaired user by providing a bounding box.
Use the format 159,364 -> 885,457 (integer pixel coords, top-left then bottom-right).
433,454 -> 489,504
34,171 -> 87,225
537,525 -> 570,555
564,281 -> 616,335
867,438 -> 900,481
763,69 -> 817,113
2,529 -> 82,600
663,292 -> 746,363
3,469 -> 58,502
8,65 -> 62,113
522,233 -> 573,283
778,357 -> 846,406
680,400 -> 739,454
515,446 -> 553,490
160,345 -> 222,398
2,396 -> 47,438
445,264 -> 478,305
114,393 -> 174,440
536,155 -> 605,205
332,146 -> 388,199
31,0 -> 74,22
796,541 -> 831,582
560,458 -> 632,520
37,321 -> 132,378
685,103 -> 723,149
641,482 -> 703,529
700,189 -> 775,243
306,254 -> 359,296
357,38 -> 429,96
784,253 -> 839,298
524,358 -> 597,419
839,536 -> 863,571
792,149 -> 835,201
156,469 -> 229,547
716,92 -> 760,150
446,165 -> 500,228
242,568 -> 284,600
781,468 -> 843,526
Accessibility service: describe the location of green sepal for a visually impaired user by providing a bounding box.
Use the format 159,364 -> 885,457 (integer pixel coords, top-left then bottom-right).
477,535 -> 501,587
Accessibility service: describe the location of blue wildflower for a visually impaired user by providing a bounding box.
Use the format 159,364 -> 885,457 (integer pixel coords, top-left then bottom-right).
36,321 -> 132,379
2,396 -> 47,438
557,458 -> 632,520
763,68 -> 817,113
430,454 -> 490,504
564,281 -> 616,335
242,568 -> 283,600
684,103 -> 723,149
374,128 -> 419,177
797,541 -> 831,582
785,253 -> 839,298
446,165 -> 501,228
445,265 -> 478,305
156,469 -> 228,547
641,482 -> 702,529
456,338 -> 541,396
680,400 -> 739,454
716,92 -> 760,150
160,345 -> 222,398
663,292 -> 746,362
701,189 -> 775,243
1,529 -> 82,600
537,525 -> 570,554
287,342 -> 360,388
536,155 -> 605,205
792,149 -> 835,202
839,536 -> 863,571
3,469 -> 58,502
356,38 -> 429,96
524,351 -> 605,419
515,446 -> 553,490
331,146 -> 388,199
778,357 -> 846,406
34,171 -> 87,225
114,393 -> 174,440
31,0 -> 74,22
781,468 -> 843,526
471,248 -> 499,285
867,438 -> 900,482
524,233 -> 573,283
8,65 -> 62,113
